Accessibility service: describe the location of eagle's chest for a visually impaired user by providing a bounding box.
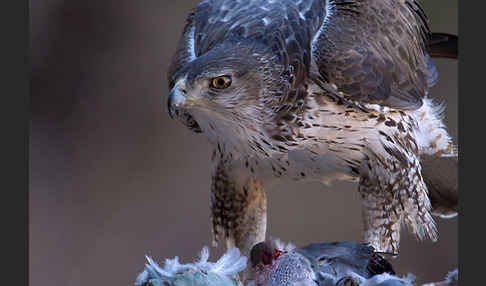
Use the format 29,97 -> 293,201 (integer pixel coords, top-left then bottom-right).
231,141 -> 362,186
285,148 -> 361,184
210,86 -> 430,185
249,96 -> 377,183
243,125 -> 371,184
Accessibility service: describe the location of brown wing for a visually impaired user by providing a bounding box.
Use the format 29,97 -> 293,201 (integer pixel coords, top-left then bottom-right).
312,0 -> 434,110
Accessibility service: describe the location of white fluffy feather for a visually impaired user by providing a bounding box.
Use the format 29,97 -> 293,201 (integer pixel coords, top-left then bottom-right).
361,273 -> 415,286
135,246 -> 247,286
412,97 -> 453,156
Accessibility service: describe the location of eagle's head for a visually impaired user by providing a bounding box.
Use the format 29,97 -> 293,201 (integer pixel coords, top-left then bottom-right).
167,43 -> 287,152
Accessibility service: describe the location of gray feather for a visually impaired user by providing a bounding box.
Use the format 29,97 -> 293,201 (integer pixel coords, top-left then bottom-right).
295,242 -> 375,278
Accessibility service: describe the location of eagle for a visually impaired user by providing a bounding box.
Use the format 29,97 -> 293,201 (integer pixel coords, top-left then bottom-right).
166,0 -> 458,256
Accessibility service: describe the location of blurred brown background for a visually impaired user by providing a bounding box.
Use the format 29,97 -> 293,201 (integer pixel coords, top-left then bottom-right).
30,1 -> 457,285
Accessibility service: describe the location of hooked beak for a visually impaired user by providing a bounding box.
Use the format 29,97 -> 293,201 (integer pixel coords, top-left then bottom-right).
167,85 -> 187,119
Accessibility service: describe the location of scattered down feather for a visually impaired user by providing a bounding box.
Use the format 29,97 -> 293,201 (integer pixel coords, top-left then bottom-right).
135,246 -> 247,286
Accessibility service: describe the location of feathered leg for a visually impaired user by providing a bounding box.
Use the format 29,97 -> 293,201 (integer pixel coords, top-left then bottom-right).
359,141 -> 438,254
211,157 -> 267,257
359,174 -> 402,255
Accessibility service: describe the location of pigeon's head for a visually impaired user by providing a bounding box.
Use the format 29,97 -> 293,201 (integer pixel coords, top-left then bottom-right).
249,241 -> 288,270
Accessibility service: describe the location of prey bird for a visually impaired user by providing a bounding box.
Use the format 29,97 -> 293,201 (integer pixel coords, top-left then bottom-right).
248,240 -> 414,286
166,0 -> 458,255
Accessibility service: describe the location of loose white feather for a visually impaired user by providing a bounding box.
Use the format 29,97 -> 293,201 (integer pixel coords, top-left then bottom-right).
135,246 -> 247,286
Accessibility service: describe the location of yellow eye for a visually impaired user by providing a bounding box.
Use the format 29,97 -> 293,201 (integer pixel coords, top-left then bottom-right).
210,76 -> 232,89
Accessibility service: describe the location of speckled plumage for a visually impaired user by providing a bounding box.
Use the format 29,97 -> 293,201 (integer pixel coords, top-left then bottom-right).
248,240 -> 415,286
167,0 -> 457,255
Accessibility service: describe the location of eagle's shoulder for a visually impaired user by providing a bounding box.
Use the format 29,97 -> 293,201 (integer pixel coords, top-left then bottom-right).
310,0 -> 435,111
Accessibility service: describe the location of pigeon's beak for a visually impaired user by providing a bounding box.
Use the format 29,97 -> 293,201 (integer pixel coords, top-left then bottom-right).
167,85 -> 187,119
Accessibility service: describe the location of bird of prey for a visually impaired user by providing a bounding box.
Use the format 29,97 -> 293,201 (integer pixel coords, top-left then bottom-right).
166,0 -> 458,255
248,240 -> 414,286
